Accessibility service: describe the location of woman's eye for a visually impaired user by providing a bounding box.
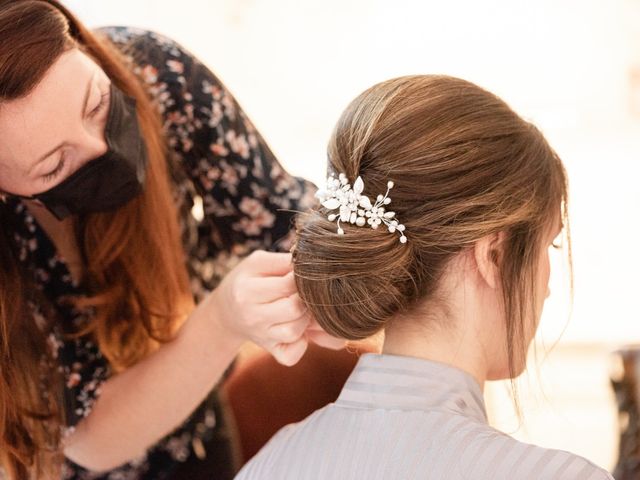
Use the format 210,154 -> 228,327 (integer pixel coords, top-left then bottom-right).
42,157 -> 66,183
550,231 -> 563,250
88,92 -> 110,118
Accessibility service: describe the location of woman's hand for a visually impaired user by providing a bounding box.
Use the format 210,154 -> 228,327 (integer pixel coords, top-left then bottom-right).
306,320 -> 347,350
209,251 -> 312,366
64,250 -> 345,471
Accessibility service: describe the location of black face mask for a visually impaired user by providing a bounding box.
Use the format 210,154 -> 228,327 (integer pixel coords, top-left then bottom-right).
15,85 -> 148,220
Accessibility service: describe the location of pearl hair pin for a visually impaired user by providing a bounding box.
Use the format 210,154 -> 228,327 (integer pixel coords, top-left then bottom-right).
315,173 -> 407,244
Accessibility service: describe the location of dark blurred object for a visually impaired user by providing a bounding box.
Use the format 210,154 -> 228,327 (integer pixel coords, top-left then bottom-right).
612,347 -> 640,479
223,343 -> 372,465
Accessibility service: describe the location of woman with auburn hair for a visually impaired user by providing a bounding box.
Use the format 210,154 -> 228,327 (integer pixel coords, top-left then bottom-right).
236,75 -> 614,479
0,1 -> 343,479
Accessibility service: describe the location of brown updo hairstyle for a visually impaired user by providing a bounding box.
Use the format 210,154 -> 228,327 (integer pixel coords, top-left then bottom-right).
293,75 -> 570,379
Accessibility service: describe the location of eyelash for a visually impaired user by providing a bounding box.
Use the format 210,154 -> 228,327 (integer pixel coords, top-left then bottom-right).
43,157 -> 66,182
89,92 -> 109,118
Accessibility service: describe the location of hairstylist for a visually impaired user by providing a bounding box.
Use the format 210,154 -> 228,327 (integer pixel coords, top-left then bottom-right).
0,1 -> 339,479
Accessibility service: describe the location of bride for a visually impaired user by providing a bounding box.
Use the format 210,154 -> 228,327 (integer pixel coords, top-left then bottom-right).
235,75 -> 613,480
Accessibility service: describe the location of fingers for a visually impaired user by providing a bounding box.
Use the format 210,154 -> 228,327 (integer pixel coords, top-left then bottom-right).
305,319 -> 346,350
248,295 -> 309,349
262,293 -> 307,323
268,314 -> 310,344
245,251 -> 293,277
270,335 -> 308,366
307,329 -> 347,351
246,271 -> 298,304
262,303 -> 311,366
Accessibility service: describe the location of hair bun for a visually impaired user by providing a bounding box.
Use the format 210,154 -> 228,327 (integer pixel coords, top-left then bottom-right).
292,211 -> 415,340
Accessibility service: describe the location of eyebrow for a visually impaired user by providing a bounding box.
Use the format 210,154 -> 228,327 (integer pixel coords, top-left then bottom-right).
28,73 -> 95,175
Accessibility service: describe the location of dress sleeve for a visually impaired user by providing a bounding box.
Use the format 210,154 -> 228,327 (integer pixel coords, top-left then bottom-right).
99,28 -> 317,259
165,54 -> 317,255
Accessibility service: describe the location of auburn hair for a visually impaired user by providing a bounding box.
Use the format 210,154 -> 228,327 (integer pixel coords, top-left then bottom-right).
0,1 -> 192,477
293,75 -> 570,382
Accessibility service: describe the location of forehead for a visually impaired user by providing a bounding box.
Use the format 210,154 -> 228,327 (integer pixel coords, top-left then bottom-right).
0,48 -> 101,171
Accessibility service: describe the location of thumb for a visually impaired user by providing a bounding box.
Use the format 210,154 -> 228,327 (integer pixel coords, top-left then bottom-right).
269,336 -> 308,367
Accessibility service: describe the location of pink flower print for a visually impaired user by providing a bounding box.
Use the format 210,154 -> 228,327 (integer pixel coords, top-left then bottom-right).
67,372 -> 81,388
141,64 -> 158,83
220,162 -> 241,194
166,59 -> 184,74
236,197 -> 276,235
206,166 -> 222,181
184,102 -> 194,119
167,110 -> 186,125
47,334 -> 63,359
36,268 -> 50,283
164,433 -> 192,462
225,131 -> 250,159
210,142 -> 229,157
196,161 -> 220,190
156,89 -> 172,108
208,102 -> 223,127
221,93 -> 236,120
248,132 -> 258,149
180,137 -> 194,152
202,80 -> 222,100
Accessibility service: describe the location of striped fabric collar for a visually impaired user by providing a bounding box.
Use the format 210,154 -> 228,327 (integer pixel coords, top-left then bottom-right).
336,353 -> 487,424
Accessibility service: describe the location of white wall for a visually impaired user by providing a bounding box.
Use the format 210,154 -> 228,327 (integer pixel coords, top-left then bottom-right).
64,0 -> 640,345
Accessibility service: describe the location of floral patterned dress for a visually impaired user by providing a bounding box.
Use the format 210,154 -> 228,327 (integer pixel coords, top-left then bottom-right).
5,27 -> 316,480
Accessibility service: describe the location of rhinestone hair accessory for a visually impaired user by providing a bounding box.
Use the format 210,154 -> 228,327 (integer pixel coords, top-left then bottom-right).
315,173 -> 407,243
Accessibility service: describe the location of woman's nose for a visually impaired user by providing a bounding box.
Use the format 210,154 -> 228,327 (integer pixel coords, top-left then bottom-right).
76,127 -> 108,163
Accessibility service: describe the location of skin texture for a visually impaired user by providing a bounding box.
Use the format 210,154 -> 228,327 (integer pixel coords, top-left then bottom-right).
383,220 -> 561,388
0,49 -> 109,283
0,49 -> 109,196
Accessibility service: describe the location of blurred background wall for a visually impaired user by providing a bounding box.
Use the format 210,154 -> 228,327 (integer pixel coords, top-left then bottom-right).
64,0 -> 640,470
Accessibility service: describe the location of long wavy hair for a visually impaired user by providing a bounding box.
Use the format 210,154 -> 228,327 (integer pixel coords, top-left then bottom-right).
0,1 -> 193,477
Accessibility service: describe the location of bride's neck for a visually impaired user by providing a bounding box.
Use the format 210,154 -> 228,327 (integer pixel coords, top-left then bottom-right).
381,308 -> 489,389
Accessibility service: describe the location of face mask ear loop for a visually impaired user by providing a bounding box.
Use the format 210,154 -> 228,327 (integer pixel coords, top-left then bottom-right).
2,191 -> 38,203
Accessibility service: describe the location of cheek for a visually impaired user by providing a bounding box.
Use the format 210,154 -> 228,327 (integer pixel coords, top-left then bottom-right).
0,161 -> 30,196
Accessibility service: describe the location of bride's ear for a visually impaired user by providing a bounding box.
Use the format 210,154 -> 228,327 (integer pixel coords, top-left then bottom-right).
473,232 -> 506,289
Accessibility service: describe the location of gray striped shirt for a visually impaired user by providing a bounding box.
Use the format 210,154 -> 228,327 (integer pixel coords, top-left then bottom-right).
235,353 -> 614,480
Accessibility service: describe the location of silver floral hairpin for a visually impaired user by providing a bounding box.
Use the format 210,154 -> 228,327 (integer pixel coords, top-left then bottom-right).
315,173 -> 407,243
